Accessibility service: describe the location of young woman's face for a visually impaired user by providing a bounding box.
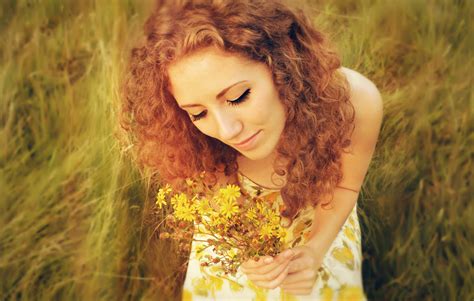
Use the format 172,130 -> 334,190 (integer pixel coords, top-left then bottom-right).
168,47 -> 287,161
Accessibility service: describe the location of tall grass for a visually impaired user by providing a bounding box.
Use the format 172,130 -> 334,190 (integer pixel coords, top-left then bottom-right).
0,0 -> 472,300
316,0 -> 473,299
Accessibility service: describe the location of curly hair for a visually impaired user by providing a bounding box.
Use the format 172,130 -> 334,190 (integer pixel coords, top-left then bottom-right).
121,0 -> 355,221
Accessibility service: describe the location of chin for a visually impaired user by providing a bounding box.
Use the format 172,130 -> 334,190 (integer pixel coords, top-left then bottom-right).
239,147 -> 273,161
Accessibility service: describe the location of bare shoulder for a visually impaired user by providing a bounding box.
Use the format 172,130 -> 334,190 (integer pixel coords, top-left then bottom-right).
340,67 -> 383,117
340,67 -> 384,150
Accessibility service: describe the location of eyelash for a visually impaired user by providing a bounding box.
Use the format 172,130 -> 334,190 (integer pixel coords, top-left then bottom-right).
190,89 -> 251,122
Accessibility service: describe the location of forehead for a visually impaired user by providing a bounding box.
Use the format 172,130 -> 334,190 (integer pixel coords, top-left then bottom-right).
167,48 -> 259,104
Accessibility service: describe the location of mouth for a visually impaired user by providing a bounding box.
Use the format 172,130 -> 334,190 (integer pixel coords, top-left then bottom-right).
233,130 -> 261,148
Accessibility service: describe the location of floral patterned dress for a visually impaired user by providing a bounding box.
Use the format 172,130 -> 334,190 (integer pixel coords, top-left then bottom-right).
181,172 -> 366,301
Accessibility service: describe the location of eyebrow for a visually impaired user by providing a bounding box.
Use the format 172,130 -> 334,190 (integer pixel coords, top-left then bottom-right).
180,80 -> 248,109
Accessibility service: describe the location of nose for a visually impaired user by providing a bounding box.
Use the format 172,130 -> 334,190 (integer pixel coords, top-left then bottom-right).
213,109 -> 242,142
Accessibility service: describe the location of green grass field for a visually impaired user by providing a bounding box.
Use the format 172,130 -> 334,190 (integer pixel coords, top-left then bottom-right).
1,0 -> 472,300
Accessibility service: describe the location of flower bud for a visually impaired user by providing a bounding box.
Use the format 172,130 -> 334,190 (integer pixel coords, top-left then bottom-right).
159,232 -> 170,239
165,215 -> 176,227
165,214 -> 176,223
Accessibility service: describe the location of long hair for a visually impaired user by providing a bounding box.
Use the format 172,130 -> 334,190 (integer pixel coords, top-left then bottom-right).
121,0 -> 355,221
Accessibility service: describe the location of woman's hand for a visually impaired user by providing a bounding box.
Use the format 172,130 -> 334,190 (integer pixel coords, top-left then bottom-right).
240,249 -> 295,289
280,245 -> 323,295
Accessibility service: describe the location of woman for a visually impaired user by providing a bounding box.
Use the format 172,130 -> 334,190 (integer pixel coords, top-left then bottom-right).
122,0 -> 383,299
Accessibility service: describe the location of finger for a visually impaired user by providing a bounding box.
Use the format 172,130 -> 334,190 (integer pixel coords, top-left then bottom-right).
287,256 -> 314,274
243,250 -> 294,274
246,257 -> 291,282
243,256 -> 290,277
280,269 -> 317,286
253,265 -> 289,289
241,257 -> 269,270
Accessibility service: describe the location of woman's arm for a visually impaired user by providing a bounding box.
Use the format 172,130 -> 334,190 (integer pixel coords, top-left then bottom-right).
281,69 -> 384,294
308,68 -> 384,259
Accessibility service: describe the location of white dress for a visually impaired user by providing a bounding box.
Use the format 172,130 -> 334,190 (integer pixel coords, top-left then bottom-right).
181,172 -> 367,301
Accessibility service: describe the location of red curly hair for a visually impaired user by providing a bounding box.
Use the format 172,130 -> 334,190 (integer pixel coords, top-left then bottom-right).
121,0 -> 355,221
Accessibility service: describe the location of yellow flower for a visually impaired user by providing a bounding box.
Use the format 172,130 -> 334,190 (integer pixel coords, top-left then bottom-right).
245,208 -> 257,220
185,178 -> 194,186
155,184 -> 172,209
171,193 -> 188,209
196,197 -> 211,215
256,200 -> 268,215
220,197 -> 239,219
174,202 -> 196,222
259,224 -> 274,239
265,209 -> 280,226
219,184 -> 241,202
277,228 -> 287,239
209,215 -> 225,228
228,248 -> 238,259
155,192 -> 167,209
162,184 -> 172,194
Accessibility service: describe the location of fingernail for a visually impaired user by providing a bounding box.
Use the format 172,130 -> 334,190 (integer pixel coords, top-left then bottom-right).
284,251 -> 293,258
264,257 -> 273,264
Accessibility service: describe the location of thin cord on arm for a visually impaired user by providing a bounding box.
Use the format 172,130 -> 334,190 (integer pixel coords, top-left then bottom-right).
336,185 -> 360,193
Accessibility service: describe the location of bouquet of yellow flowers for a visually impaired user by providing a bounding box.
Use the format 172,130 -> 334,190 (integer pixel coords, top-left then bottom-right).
155,173 -> 285,276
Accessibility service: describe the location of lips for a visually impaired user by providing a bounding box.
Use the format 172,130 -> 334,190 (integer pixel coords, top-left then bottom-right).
234,131 -> 260,146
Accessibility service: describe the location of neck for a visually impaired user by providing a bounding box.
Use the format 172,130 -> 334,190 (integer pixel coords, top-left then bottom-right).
237,152 -> 287,189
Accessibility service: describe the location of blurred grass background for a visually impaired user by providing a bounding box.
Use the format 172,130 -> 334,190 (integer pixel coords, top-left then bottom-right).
0,0 -> 472,300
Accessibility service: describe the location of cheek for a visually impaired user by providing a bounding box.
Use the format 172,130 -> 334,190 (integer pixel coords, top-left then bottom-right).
193,123 -> 209,136
192,122 -> 219,140
254,99 -> 284,126
246,107 -> 267,125
255,85 -> 284,123
245,96 -> 273,124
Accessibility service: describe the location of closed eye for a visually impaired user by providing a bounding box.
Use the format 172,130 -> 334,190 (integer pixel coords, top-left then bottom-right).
228,88 -> 251,105
190,88 -> 251,122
